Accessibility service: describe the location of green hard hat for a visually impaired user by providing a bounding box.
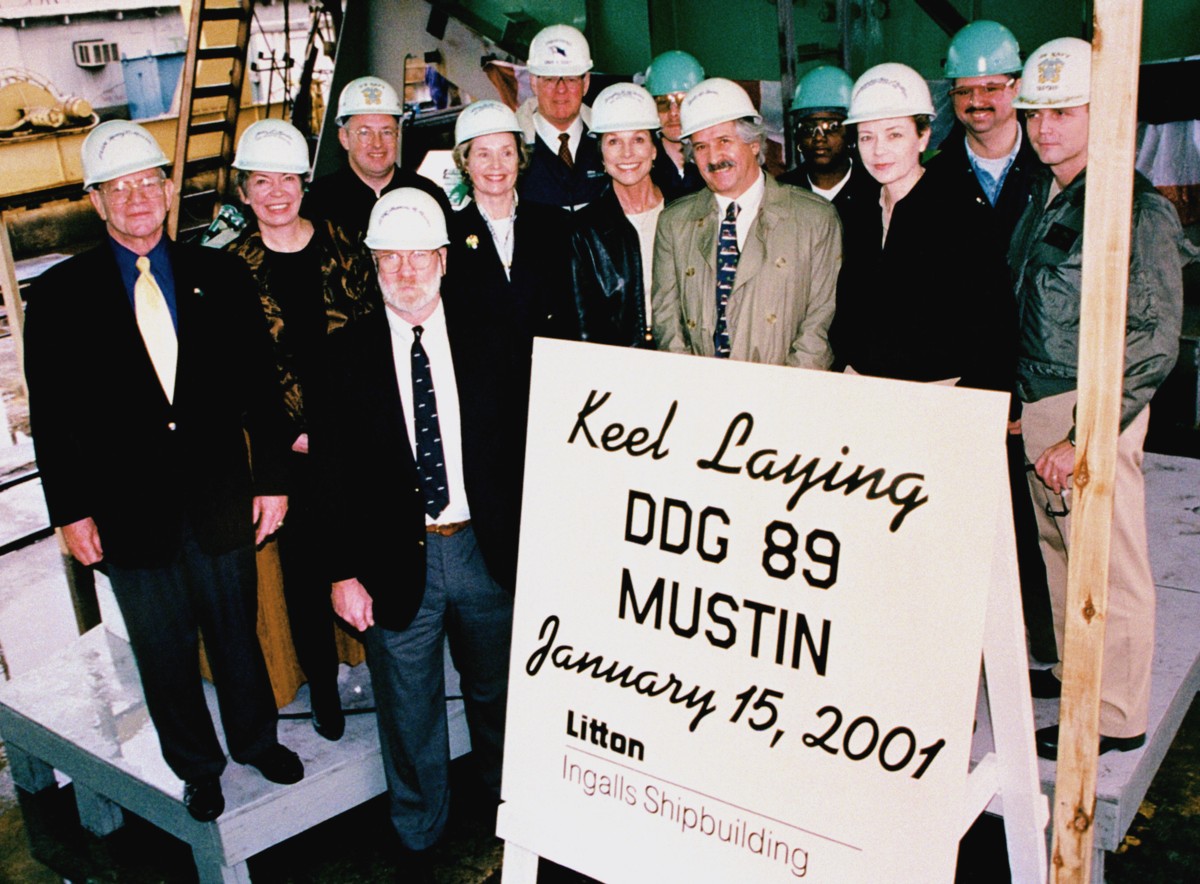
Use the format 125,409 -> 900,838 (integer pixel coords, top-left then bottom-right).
645,50 -> 705,96
790,65 -> 853,114
945,20 -> 1022,79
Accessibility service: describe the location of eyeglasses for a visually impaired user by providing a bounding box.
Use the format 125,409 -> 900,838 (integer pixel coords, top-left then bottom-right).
542,76 -> 585,89
655,92 -> 687,112
374,250 -> 436,271
100,175 -> 165,204
948,79 -> 1015,101
797,120 -> 844,138
352,126 -> 399,144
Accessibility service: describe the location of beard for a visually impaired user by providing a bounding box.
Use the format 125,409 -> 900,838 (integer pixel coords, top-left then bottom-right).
379,273 -> 442,320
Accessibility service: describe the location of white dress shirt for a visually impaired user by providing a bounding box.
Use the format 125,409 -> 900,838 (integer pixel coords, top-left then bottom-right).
385,299 -> 471,524
713,171 -> 766,251
534,112 -> 584,161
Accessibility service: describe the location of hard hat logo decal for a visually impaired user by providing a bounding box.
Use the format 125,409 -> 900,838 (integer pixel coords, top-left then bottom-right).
1037,57 -> 1064,85
362,84 -> 383,106
379,205 -> 429,226
547,41 -> 570,58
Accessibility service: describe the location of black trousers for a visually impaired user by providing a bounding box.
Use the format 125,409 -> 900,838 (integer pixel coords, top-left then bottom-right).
107,523 -> 278,781
276,453 -> 341,695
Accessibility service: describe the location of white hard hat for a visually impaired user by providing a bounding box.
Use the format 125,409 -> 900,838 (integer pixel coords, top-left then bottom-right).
589,83 -> 660,134
1013,37 -> 1091,110
454,100 -> 521,146
81,119 -> 169,190
365,188 -> 449,251
337,76 -> 403,125
526,24 -> 593,77
845,63 -> 936,125
679,78 -> 761,139
233,119 -> 310,175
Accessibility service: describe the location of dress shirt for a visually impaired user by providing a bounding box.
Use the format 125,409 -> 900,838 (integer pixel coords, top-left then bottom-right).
112,236 -> 178,328
385,299 -> 471,524
713,171 -> 766,251
534,112 -> 584,163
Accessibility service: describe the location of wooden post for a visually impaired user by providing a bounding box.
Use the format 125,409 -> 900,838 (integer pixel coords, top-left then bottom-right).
1050,2 -> 1144,881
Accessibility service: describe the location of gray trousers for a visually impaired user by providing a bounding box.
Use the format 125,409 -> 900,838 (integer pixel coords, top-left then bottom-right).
362,525 -> 513,850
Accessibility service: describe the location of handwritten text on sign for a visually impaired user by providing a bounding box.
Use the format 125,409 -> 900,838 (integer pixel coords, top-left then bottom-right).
498,341 -> 1009,882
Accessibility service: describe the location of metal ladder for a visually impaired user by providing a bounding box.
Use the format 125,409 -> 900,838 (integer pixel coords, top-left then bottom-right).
167,0 -> 254,240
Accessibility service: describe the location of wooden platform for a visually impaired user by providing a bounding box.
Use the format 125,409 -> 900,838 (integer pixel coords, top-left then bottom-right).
971,453 -> 1200,881
0,628 -> 469,884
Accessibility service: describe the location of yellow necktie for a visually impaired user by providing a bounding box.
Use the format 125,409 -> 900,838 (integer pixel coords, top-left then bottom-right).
134,255 -> 177,403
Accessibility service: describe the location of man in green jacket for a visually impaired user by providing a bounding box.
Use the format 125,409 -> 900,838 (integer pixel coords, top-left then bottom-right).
1010,38 -> 1184,759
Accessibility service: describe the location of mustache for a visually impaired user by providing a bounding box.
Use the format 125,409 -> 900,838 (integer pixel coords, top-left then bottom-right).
965,105 -> 995,114
706,160 -> 736,173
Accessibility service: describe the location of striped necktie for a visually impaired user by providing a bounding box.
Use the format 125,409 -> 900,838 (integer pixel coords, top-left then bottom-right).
713,201 -> 740,358
557,132 -> 574,170
134,255 -> 177,402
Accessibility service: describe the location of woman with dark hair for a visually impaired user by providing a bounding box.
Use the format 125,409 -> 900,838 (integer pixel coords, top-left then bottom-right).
831,63 -> 1012,392
569,82 -> 667,347
226,119 -> 377,742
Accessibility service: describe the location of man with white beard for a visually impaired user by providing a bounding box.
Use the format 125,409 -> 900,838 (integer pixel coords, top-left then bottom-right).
310,189 -> 524,873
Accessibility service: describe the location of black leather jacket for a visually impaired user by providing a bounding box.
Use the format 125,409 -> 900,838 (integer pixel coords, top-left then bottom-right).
568,185 -> 653,348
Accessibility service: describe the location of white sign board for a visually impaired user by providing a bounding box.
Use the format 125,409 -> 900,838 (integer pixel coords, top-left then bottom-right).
498,340 -> 1011,882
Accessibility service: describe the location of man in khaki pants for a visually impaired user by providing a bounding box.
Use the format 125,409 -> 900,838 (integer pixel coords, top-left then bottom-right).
1008,38 -> 1184,758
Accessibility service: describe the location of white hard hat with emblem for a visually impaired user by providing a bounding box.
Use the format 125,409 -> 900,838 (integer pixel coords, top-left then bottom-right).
1013,37 -> 1091,109
365,188 -> 449,251
526,24 -> 593,77
336,76 -> 403,125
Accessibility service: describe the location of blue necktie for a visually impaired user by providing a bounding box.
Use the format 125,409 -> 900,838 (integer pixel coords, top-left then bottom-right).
411,326 -> 449,519
714,201 -> 740,358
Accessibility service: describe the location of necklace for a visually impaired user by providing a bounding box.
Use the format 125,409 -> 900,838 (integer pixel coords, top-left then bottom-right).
480,193 -> 517,279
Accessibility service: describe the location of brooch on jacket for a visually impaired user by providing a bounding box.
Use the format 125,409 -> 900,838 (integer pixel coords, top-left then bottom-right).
465,234 -> 479,250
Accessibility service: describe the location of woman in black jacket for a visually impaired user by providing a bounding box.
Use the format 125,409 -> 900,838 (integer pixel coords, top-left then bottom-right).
568,83 -> 669,348
831,63 -> 1013,393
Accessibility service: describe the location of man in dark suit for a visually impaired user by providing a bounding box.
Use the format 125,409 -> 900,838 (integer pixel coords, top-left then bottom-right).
516,24 -> 608,210
24,121 -> 303,823
311,189 -> 522,865
304,75 -> 452,239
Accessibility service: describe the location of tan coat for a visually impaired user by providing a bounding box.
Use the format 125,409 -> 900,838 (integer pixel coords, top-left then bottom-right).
651,174 -> 841,369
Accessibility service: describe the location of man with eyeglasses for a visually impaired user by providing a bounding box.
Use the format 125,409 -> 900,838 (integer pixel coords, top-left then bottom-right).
1010,39 -> 1184,760
24,121 -> 302,822
644,50 -> 707,203
305,76 -> 452,239
516,24 -> 608,210
924,20 -> 1041,239
776,66 -> 878,225
924,22 -> 1058,665
310,188 -> 522,872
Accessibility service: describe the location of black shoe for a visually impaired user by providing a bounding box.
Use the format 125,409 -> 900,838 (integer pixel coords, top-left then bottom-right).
183,775 -> 224,822
310,683 -> 345,742
1035,725 -> 1146,760
1029,668 -> 1062,698
246,744 -> 304,784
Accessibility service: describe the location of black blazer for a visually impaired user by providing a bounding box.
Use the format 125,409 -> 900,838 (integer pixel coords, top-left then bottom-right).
310,296 -> 525,631
24,239 -> 290,567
